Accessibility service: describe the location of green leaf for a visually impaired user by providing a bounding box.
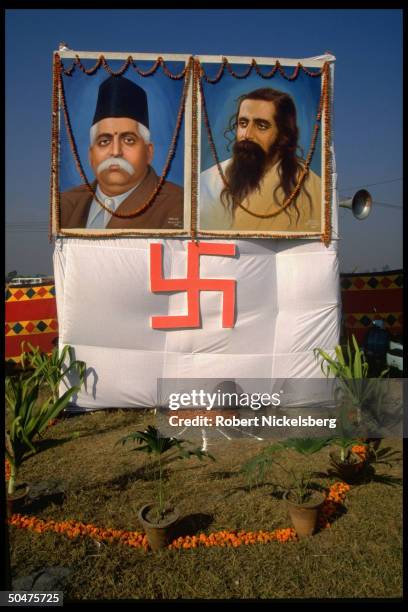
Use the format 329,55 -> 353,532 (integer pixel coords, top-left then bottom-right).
35,386 -> 79,435
17,343 -> 87,401
118,426 -> 181,456
281,437 -> 331,455
5,354 -> 85,477
117,425 -> 216,512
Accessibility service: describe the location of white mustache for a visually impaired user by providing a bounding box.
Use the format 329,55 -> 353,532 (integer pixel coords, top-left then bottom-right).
96,157 -> 135,175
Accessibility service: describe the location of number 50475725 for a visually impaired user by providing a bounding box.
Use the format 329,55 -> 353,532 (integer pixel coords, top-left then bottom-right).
3,592 -> 62,605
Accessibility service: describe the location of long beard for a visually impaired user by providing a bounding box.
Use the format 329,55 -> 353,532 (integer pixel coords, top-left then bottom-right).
224,140 -> 268,208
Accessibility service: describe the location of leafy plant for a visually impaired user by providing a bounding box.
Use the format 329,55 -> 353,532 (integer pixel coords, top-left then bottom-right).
240,442 -> 281,492
330,437 -> 363,463
118,425 -> 215,521
242,437 -> 331,504
282,437 -> 332,455
5,374 -> 79,495
314,335 -> 388,424
365,443 -> 402,468
21,342 -> 86,403
327,437 -> 402,484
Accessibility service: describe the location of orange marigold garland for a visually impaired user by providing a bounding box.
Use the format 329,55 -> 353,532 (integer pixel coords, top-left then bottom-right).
350,444 -> 369,471
317,482 -> 350,530
190,58 -> 200,239
5,458 -> 11,481
8,514 -> 149,552
351,444 -> 368,462
322,61 -> 332,247
8,482 -> 350,551
168,527 -> 297,549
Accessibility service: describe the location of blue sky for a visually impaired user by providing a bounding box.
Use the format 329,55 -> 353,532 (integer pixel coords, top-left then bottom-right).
5,8 -> 402,274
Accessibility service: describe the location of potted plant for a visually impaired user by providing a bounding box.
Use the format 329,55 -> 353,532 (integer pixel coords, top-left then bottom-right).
242,437 -> 331,538
118,425 -> 215,550
314,334 -> 388,427
5,374 -> 79,514
328,437 -> 369,483
331,439 -> 403,485
279,438 -> 332,538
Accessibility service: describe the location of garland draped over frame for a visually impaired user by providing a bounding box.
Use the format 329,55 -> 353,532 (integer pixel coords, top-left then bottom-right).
198,58 -> 332,245
52,54 -> 192,240
50,54 -> 332,245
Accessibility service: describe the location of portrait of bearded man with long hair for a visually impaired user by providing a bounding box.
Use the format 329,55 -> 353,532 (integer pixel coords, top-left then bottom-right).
199,87 -> 322,232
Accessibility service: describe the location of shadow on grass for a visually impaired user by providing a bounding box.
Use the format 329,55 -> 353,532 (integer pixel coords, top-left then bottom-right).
316,504 -> 348,533
33,419 -> 145,454
33,437 -> 80,452
92,465 -> 174,491
222,480 -> 277,499
172,513 -> 214,539
207,470 -> 239,480
169,463 -> 207,473
41,408 -> 151,440
76,459 -> 193,494
23,492 -> 66,514
48,420 -> 146,439
314,465 -> 403,487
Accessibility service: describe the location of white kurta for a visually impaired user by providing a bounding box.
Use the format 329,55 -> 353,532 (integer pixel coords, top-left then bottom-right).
199,159 -> 322,233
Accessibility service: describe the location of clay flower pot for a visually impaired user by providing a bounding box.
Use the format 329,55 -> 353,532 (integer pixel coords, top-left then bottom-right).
138,504 -> 180,551
284,490 -> 325,538
329,450 -> 366,484
7,483 -> 30,516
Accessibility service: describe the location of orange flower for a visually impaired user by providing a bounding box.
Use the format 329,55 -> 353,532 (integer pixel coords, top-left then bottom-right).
351,444 -> 368,462
8,480 -> 351,551
5,458 -> 11,481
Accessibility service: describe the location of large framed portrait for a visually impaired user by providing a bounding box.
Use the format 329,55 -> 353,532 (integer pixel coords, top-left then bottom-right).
51,51 -> 333,242
196,55 -> 331,240
51,51 -> 192,236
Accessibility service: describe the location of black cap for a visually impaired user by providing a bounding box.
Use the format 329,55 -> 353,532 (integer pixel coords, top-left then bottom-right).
92,75 -> 149,129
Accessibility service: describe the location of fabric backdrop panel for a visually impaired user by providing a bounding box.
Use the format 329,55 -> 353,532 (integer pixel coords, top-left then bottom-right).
60,344 -> 165,409
165,245 -> 277,355
54,235 -> 340,410
55,241 -> 170,352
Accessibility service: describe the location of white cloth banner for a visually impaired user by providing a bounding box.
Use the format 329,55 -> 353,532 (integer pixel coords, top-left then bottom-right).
54,232 -> 340,410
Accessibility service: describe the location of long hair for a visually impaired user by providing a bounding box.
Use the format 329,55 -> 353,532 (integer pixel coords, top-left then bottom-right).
221,88 -> 312,223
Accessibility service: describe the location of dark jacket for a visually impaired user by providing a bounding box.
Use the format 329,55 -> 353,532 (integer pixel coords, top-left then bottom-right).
60,167 -> 184,230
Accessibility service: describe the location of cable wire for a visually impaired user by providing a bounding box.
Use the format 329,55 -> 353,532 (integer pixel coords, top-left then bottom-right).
339,177 -> 402,191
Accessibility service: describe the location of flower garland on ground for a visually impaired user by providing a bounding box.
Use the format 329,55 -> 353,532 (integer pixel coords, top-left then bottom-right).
317,482 -> 350,531
8,515 -> 150,552
8,482 -> 350,551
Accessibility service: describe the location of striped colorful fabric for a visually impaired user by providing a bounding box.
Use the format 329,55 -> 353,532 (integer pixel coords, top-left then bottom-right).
340,270 -> 403,344
5,284 -> 56,301
340,272 -> 403,292
5,283 -> 58,364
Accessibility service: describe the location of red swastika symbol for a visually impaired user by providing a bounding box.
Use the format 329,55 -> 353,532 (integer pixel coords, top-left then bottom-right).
150,241 -> 236,329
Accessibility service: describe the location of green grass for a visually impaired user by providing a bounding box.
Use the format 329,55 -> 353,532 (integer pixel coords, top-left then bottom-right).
7,408 -> 403,600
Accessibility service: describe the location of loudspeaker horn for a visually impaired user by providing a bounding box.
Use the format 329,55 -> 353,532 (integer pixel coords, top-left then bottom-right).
339,189 -> 372,220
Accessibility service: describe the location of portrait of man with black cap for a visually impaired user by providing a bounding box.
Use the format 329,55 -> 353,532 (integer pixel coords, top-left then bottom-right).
60,75 -> 184,230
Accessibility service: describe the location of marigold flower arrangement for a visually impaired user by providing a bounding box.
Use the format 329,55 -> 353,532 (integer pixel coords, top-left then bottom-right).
351,444 -> 368,463
8,482 -> 349,551
317,481 -> 350,530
